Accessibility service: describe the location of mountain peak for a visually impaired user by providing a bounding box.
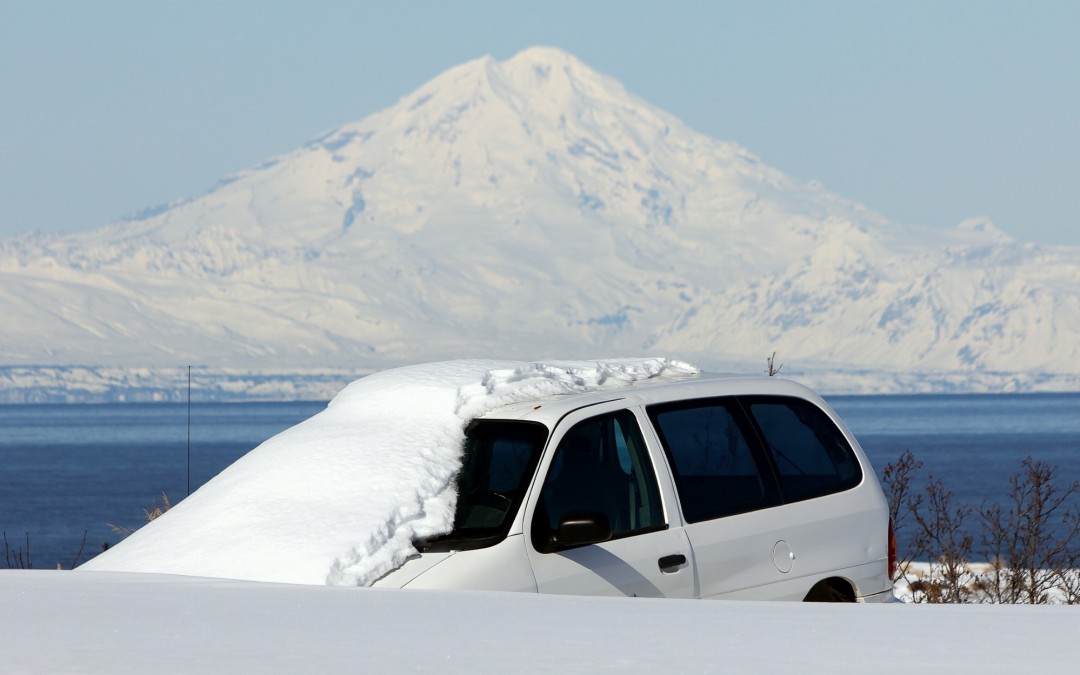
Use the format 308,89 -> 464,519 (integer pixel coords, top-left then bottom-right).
954,217 -> 1013,244
505,45 -> 582,66
494,46 -> 628,108
499,45 -> 597,82
399,45 -> 629,124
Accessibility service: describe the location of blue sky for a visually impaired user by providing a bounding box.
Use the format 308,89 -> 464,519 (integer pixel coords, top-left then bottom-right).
2,1 -> 1078,244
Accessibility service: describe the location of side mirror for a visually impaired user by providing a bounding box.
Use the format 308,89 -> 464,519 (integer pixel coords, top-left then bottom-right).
552,511 -> 613,548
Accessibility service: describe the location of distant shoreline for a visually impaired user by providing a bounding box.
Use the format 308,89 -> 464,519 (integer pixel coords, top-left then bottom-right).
0,366 -> 367,404
0,363 -> 1077,403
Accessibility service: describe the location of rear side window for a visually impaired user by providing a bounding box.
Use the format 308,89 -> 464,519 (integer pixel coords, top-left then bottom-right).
649,399 -> 780,523
743,397 -> 862,503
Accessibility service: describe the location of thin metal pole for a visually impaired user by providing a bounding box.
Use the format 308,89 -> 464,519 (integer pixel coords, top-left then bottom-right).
187,365 -> 191,497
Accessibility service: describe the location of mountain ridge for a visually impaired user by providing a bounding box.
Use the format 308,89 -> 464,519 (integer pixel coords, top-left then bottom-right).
2,46 -> 1078,400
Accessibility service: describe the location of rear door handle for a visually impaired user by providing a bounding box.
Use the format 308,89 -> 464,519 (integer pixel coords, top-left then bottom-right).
658,553 -> 687,572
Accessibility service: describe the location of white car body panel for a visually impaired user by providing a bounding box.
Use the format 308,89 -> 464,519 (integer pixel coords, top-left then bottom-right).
372,374 -> 892,602
525,527 -> 695,598
375,536 -> 537,593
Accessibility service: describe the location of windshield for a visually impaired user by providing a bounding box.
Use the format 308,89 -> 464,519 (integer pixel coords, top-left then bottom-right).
416,420 -> 548,552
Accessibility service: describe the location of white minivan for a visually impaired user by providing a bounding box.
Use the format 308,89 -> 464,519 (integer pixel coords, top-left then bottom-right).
373,373 -> 895,602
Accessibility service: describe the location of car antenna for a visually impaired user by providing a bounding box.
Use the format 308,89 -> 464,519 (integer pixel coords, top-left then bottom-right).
187,365 -> 191,497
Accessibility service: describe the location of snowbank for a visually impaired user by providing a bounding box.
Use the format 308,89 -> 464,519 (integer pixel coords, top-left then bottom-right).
79,359 -> 698,585
5,570 -> 1079,673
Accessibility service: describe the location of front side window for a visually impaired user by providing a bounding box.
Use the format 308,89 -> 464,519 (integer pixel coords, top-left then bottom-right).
649,399 -> 780,522
417,420 -> 547,552
532,410 -> 665,552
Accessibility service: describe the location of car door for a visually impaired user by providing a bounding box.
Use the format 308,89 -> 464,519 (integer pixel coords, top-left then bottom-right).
524,404 -> 696,598
647,396 -> 792,599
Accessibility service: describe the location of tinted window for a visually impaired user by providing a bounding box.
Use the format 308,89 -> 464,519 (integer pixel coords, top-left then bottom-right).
649,399 -> 779,522
744,397 -> 862,503
418,420 -> 546,552
533,410 -> 665,551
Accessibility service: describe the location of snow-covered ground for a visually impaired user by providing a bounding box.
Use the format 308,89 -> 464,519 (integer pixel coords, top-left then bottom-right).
80,359 -> 698,585
4,569 -> 1078,673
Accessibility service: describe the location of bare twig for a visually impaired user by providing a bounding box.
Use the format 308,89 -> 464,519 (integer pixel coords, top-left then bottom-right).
880,449 -> 924,583
70,530 -> 89,570
3,531 -> 32,570
765,352 -> 783,377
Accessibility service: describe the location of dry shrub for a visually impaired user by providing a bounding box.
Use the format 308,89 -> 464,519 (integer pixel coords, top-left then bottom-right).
883,452 -> 1080,604
109,492 -> 173,538
976,457 -> 1080,604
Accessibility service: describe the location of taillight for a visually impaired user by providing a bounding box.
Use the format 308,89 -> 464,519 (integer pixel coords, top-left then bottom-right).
887,518 -> 897,580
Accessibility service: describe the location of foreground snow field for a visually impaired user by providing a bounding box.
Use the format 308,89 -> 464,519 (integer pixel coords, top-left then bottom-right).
3,570 -> 1078,673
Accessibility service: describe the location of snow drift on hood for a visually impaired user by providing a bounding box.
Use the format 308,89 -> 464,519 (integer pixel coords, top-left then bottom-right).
80,358 -> 699,585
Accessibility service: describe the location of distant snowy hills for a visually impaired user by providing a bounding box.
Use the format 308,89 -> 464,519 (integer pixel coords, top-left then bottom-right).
2,46 -> 1078,401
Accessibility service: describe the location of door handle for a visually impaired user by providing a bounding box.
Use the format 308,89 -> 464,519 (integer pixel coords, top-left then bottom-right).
658,553 -> 686,572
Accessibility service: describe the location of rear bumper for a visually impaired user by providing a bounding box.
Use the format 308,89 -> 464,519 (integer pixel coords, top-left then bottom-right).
858,588 -> 899,603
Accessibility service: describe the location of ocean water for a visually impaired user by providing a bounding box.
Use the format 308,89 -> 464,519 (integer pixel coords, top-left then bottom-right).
0,401 -> 326,569
829,393 -> 1080,504
828,392 -> 1080,557
2,394 -> 1078,569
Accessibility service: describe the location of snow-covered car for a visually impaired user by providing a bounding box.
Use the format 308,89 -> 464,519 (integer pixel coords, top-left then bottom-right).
374,373 -> 895,602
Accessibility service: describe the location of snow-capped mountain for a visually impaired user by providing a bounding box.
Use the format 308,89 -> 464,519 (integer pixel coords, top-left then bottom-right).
2,46 -> 1078,400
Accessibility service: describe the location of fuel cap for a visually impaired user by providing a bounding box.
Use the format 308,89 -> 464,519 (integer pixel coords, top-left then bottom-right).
772,540 -> 794,573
